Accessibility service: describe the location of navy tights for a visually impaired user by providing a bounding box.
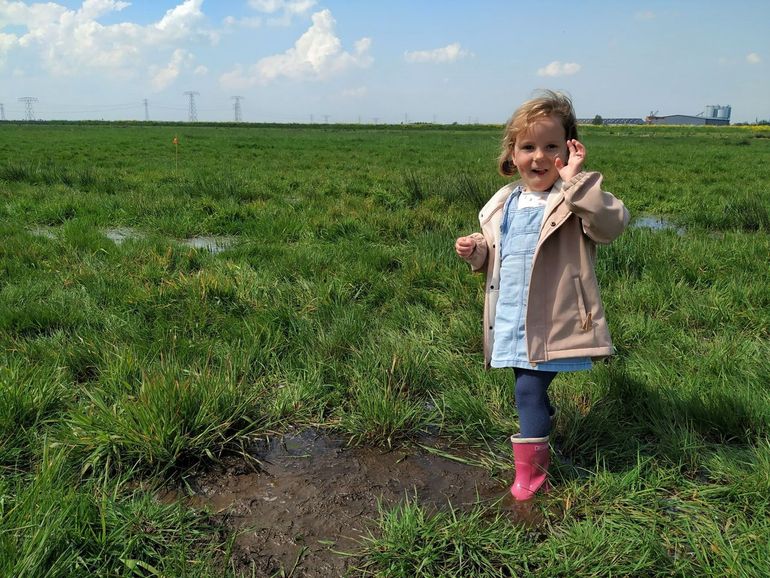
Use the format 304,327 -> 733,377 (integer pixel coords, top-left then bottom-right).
514,368 -> 557,438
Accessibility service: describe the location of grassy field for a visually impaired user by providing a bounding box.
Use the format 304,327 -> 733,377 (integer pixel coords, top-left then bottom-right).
1,121 -> 769,576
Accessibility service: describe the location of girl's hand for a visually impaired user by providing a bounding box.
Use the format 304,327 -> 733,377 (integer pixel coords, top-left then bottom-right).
455,236 -> 476,258
555,139 -> 586,182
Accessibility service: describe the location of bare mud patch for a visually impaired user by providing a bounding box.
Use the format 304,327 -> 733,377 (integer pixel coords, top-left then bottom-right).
179,429 -> 509,577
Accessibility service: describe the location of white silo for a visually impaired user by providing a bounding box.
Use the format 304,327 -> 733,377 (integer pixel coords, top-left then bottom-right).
717,105 -> 731,120
704,105 -> 717,118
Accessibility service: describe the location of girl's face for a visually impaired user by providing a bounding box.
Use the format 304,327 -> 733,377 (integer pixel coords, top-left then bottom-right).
511,115 -> 568,192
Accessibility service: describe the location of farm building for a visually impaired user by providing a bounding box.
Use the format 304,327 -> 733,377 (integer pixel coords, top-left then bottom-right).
646,105 -> 731,126
578,118 -> 645,125
579,105 -> 733,126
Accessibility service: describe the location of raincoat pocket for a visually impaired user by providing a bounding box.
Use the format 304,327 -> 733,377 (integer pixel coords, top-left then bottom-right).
573,276 -> 593,331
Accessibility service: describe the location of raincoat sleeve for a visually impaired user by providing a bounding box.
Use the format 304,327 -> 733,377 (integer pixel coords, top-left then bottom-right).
463,232 -> 489,273
562,171 -> 630,244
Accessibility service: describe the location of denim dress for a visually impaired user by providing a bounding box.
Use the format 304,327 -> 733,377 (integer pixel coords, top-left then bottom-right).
490,188 -> 592,371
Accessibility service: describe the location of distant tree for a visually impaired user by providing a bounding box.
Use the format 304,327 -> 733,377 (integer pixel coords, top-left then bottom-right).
592,115 -> 604,126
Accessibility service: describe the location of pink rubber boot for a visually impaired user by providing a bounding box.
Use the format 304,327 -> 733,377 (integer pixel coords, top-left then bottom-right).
510,434 -> 551,501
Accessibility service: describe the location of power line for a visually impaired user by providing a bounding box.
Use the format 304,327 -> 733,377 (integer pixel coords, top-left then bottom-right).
184,91 -> 199,122
231,96 -> 243,122
18,96 -> 38,121
152,104 -> 188,111
36,104 -> 143,114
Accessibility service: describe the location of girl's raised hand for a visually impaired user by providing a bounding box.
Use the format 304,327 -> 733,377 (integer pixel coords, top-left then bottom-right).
555,139 -> 586,182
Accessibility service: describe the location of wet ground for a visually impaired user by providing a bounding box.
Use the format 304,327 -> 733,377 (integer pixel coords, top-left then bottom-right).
179,430 -> 514,577
29,216 -> 685,258
631,215 -> 685,235
27,226 -> 236,254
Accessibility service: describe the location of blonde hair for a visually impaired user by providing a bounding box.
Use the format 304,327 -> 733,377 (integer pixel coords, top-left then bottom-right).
497,90 -> 579,176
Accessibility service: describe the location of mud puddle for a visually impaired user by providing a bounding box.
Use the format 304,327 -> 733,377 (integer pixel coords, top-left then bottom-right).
178,429 -> 512,577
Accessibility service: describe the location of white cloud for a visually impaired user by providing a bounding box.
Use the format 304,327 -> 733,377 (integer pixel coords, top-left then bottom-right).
194,64 -> 208,75
249,0 -> 316,14
2,0 -> 214,80
537,61 -> 581,77
149,48 -> 193,90
220,9 -> 372,87
634,10 -> 655,21
78,0 -> 130,21
747,52 -> 761,64
404,42 -> 469,64
152,0 -> 210,42
1,1 -> 68,29
0,31 -> 17,65
248,0 -> 316,25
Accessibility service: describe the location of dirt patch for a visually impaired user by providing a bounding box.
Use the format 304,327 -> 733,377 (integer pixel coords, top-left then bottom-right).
180,429 -> 512,577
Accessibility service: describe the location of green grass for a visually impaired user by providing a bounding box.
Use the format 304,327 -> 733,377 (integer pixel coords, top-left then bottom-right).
1,121 -> 769,575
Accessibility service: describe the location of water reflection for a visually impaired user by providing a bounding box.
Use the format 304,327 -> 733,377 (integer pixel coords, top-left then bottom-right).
180,236 -> 235,254
103,227 -> 142,244
631,216 -> 685,235
28,226 -> 57,239
28,226 -> 236,254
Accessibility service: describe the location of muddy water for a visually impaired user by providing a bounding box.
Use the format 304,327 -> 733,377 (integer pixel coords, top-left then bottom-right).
182,430 -> 514,577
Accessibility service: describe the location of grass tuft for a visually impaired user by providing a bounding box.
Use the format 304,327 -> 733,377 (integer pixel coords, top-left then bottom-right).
357,498 -> 528,577
66,364 -> 268,476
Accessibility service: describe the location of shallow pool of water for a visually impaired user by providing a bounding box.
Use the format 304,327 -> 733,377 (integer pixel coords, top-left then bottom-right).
631,216 -> 685,235
29,226 -> 236,254
103,227 -> 143,244
179,236 -> 236,254
27,226 -> 57,239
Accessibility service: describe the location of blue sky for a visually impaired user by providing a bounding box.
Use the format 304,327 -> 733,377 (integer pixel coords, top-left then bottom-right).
0,0 -> 767,123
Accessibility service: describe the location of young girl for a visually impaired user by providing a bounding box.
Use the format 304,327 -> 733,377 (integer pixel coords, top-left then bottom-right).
455,91 -> 629,501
